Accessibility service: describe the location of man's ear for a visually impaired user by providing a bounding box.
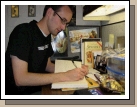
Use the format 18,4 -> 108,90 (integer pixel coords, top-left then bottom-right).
46,8 -> 53,17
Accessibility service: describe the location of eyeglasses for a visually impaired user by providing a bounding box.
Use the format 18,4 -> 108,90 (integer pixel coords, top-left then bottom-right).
53,10 -> 69,27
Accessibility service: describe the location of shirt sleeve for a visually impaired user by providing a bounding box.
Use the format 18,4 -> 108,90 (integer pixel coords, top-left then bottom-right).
7,24 -> 31,62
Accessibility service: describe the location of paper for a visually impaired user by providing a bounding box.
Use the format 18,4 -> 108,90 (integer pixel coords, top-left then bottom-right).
88,68 -> 100,74
86,74 -> 97,81
62,87 -> 86,91
109,34 -> 114,44
81,40 -> 85,64
87,68 -> 100,81
62,74 -> 100,91
109,34 -> 114,48
54,60 -> 75,73
52,60 -> 88,89
52,77 -> 88,89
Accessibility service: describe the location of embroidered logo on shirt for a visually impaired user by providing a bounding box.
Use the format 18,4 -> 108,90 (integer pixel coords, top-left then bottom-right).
38,44 -> 49,50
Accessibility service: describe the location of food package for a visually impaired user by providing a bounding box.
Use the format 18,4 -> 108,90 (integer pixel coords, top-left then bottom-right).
95,74 -> 125,94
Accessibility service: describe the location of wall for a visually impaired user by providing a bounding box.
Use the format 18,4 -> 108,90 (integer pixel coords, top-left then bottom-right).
101,22 -> 125,49
100,10 -> 125,49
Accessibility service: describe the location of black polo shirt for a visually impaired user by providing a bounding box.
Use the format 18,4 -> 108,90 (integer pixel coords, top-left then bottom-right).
5,20 -> 54,95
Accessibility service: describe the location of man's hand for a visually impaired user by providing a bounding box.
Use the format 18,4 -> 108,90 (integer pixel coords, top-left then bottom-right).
65,65 -> 89,81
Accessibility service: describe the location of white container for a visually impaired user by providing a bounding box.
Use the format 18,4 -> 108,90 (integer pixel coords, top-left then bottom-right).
107,57 -> 125,73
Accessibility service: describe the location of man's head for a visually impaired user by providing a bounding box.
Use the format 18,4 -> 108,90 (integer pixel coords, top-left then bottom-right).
43,5 -> 75,18
42,5 -> 75,36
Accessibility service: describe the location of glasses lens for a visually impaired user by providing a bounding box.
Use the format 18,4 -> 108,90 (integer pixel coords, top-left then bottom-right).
54,10 -> 69,27
61,18 -> 67,24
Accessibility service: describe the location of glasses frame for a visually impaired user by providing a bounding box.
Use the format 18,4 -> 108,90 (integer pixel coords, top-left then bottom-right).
53,10 -> 69,27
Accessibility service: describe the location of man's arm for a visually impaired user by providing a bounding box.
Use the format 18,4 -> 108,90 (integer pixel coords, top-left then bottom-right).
45,58 -> 55,73
11,55 -> 88,86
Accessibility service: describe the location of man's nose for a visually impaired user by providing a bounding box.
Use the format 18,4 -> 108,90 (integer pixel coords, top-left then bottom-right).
61,24 -> 66,31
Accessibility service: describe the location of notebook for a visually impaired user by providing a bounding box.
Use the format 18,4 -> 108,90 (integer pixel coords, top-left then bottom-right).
51,60 -> 88,89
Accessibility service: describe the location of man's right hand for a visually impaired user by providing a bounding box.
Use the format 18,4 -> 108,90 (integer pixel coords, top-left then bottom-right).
65,65 -> 89,81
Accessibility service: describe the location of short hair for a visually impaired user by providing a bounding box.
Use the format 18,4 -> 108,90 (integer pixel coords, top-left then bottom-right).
43,5 -> 75,17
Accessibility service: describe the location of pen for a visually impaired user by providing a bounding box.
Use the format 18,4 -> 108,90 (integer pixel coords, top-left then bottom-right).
72,60 -> 77,68
94,74 -> 102,84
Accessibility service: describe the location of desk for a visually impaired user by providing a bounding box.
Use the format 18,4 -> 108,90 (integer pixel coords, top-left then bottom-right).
42,84 -> 121,95
42,84 -> 74,95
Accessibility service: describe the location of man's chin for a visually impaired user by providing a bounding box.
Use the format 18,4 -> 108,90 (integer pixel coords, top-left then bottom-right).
51,33 -> 57,36
52,31 -> 62,36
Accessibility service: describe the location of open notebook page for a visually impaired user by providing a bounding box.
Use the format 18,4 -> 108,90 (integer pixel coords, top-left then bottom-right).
51,60 -> 88,89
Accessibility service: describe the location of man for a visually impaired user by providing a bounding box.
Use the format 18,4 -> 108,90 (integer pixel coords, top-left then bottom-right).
5,5 -> 88,95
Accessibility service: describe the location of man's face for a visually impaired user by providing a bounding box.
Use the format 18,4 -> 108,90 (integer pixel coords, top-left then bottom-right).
47,6 -> 73,36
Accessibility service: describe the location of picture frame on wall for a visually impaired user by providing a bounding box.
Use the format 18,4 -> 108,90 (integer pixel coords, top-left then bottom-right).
69,27 -> 99,54
28,5 -> 36,17
66,26 -> 100,60
11,5 -> 19,18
